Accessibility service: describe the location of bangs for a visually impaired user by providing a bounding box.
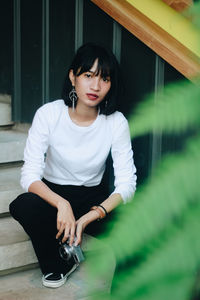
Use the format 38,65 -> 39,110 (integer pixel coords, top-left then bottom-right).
75,56 -> 112,79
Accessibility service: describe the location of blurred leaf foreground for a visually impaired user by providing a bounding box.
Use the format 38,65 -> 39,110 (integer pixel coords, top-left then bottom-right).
86,3 -> 200,300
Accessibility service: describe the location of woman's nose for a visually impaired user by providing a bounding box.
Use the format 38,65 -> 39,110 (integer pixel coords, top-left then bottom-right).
90,77 -> 100,91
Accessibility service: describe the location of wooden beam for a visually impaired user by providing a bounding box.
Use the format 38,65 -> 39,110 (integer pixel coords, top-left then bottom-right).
91,0 -> 200,80
126,0 -> 199,57
162,0 -> 193,12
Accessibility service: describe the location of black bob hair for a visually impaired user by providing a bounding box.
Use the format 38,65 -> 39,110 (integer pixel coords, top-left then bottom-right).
61,43 -> 124,115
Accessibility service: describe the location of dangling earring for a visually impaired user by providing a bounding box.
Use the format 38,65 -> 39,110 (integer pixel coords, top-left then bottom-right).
69,86 -> 77,111
105,100 -> 108,118
105,100 -> 108,112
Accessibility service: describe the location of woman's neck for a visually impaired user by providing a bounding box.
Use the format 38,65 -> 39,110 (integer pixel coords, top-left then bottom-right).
68,102 -> 98,126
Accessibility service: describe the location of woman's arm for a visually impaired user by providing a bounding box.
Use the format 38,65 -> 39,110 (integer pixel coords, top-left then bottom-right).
76,114 -> 137,245
29,180 -> 76,245
111,115 -> 137,203
75,193 -> 122,245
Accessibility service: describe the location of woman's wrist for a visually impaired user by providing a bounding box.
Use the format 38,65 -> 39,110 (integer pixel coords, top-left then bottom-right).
80,210 -> 100,226
56,196 -> 70,209
90,205 -> 107,220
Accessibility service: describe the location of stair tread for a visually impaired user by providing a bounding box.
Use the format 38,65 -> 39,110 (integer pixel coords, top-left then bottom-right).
0,264 -> 109,300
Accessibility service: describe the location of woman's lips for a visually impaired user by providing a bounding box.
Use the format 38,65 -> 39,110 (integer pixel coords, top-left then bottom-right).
86,93 -> 98,100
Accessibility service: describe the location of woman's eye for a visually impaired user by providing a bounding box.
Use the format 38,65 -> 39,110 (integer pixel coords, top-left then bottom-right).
85,73 -> 91,78
102,77 -> 110,82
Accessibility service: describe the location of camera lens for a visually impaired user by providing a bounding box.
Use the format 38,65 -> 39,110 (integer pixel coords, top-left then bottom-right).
59,244 -> 72,261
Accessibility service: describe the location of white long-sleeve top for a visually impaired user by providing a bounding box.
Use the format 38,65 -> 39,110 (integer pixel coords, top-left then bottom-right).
21,99 -> 136,203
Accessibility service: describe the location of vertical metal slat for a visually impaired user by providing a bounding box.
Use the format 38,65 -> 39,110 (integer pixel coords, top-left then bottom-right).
112,21 -> 122,63
13,0 -> 21,121
42,0 -> 49,104
75,0 -> 83,52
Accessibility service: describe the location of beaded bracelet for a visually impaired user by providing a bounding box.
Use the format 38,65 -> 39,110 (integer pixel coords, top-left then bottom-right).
90,205 -> 106,221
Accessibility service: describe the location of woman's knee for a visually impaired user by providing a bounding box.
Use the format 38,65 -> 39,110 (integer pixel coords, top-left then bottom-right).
9,193 -> 28,219
9,192 -> 43,221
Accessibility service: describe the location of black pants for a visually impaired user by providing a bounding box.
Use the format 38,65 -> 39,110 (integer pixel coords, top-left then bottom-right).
9,178 -> 111,274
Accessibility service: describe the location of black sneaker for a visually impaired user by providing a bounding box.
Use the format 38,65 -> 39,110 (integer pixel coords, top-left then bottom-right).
42,264 -> 78,288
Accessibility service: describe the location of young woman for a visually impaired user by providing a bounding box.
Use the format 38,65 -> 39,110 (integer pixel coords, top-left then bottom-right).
9,43 -> 137,288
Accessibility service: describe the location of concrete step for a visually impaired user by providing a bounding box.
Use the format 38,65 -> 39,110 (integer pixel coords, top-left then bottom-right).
0,165 -> 23,214
0,130 -> 27,163
0,217 -> 115,275
0,263 -> 111,300
0,217 -> 37,274
0,217 -> 115,299
0,94 -> 13,126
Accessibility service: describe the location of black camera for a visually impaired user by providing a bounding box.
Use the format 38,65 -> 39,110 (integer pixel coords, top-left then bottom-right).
58,237 -> 85,265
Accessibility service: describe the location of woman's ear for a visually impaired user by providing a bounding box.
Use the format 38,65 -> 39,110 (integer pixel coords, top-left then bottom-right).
69,69 -> 75,86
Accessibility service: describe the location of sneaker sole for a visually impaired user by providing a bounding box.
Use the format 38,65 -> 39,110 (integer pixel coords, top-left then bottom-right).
42,276 -> 67,288
42,264 -> 79,288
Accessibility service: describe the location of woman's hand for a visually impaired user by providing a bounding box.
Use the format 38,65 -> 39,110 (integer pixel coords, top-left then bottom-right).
28,181 -> 76,246
56,199 -> 76,246
75,217 -> 88,246
75,210 -> 100,245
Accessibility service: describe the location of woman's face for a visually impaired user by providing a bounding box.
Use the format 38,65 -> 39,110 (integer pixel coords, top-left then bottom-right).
69,59 -> 111,108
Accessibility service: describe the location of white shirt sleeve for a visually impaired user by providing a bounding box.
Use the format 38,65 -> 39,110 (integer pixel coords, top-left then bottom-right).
111,114 -> 137,203
20,105 -> 51,191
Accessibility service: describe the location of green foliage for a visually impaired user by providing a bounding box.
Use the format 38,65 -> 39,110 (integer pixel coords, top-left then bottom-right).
183,1 -> 200,29
88,132 -> 200,300
86,3 -> 200,300
129,80 -> 200,137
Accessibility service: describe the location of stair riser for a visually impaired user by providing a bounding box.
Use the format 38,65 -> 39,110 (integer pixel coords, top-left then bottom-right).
0,131 -> 27,163
0,240 -> 38,273
0,216 -> 112,275
0,189 -> 23,214
0,142 -> 25,163
0,165 -> 23,214
0,103 -> 12,126
0,215 -> 115,300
